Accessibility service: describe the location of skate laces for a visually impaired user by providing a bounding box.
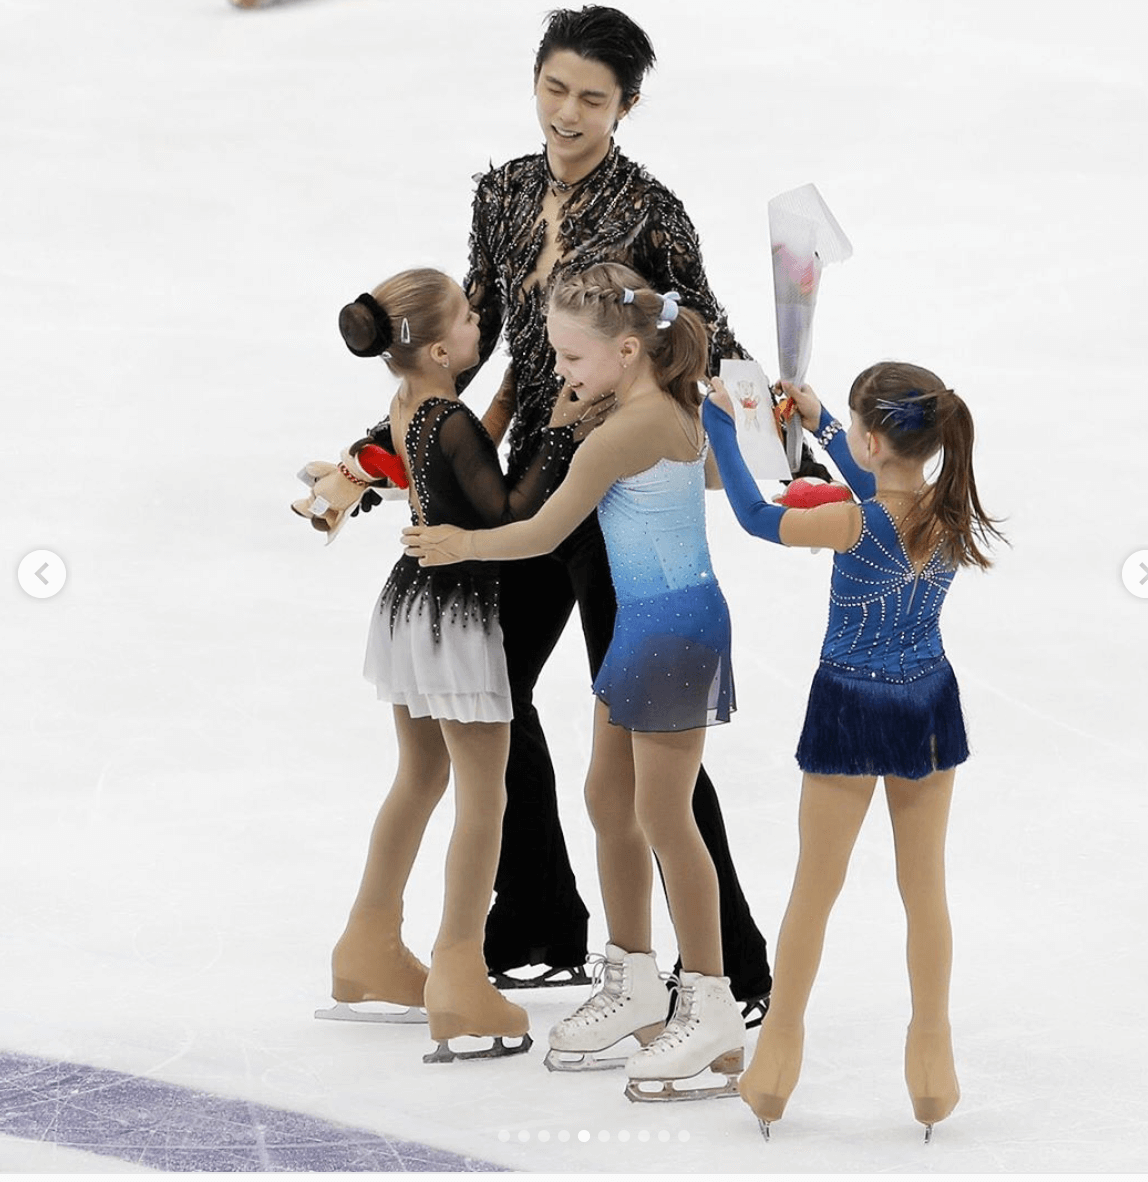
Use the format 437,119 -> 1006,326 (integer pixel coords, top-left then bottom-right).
584,952 -> 609,988
644,974 -> 699,1051
566,955 -> 626,1025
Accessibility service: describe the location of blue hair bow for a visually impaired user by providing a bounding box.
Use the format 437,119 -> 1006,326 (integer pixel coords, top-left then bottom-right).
875,392 -> 935,431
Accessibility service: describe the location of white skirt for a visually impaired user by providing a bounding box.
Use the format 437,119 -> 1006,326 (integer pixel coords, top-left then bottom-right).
363,589 -> 513,724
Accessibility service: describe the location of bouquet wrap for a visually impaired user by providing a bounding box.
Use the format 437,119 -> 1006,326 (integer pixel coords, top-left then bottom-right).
768,184 -> 853,471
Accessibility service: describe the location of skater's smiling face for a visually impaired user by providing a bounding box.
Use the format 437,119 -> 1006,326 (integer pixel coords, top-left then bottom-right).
547,308 -> 633,399
535,51 -> 632,182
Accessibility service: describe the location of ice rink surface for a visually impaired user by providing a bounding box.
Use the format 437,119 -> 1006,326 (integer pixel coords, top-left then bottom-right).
2,0 -> 1146,1175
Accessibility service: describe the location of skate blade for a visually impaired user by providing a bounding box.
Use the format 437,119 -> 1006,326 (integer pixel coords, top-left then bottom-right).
923,1123 -> 934,1145
423,1033 -> 533,1065
314,1001 -> 427,1025
625,1049 -> 742,1103
625,1075 -> 741,1103
543,1047 -> 628,1073
490,965 -> 591,990
624,1068 -> 742,1101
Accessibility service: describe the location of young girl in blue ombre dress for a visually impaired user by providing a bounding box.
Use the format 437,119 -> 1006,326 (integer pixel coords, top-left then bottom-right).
704,363 -> 1004,1139
404,261 -> 747,1103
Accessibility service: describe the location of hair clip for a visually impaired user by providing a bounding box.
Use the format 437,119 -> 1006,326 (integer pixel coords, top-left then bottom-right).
400,317 -> 411,345
621,288 -> 636,305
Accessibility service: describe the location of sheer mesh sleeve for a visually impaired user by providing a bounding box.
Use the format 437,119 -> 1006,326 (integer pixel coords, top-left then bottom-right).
454,149 -> 780,479
400,398 -> 573,533
631,190 -> 748,373
468,425 -> 629,562
458,169 -> 508,396
436,405 -> 574,526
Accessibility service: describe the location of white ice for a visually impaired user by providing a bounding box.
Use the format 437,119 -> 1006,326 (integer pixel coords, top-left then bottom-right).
2,0 -> 1146,1175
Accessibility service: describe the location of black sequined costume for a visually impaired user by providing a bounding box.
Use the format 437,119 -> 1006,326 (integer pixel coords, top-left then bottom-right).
462,145 -> 747,482
363,398 -> 573,723
458,144 -> 772,1002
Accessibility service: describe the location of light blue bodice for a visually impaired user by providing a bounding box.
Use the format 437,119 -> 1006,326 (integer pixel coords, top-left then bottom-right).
596,452 -> 717,603
822,500 -> 955,682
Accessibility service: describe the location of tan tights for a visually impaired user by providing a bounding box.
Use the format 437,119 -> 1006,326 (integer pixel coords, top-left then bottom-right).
739,768 -> 958,1125
332,707 -> 509,999
582,700 -> 722,977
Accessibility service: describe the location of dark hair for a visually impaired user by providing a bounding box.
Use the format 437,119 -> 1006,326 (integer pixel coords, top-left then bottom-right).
549,262 -> 708,410
848,361 -> 1006,570
534,6 -> 656,108
338,268 -> 457,373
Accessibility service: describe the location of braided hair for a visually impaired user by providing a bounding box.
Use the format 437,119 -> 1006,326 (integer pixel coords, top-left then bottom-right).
548,262 -> 709,410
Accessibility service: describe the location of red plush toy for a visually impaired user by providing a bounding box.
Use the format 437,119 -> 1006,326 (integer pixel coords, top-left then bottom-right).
775,477 -> 854,509
356,444 -> 408,489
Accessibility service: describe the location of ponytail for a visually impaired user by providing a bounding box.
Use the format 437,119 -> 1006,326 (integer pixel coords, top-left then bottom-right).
849,362 -> 1006,570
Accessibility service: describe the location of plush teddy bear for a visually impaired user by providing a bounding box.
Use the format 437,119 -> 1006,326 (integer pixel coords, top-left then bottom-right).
292,444 -> 407,542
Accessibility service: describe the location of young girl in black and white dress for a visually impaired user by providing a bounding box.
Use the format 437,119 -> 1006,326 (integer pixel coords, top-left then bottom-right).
305,267 -> 608,1062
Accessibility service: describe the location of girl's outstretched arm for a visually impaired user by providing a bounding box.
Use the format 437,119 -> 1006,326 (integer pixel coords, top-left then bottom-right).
702,395 -> 785,542
436,384 -> 612,528
703,395 -> 859,552
403,426 -> 625,566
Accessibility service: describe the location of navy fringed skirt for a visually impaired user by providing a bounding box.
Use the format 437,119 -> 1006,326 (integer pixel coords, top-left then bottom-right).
796,658 -> 968,780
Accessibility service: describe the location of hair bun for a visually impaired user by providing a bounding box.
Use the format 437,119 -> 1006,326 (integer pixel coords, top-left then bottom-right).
339,292 -> 394,357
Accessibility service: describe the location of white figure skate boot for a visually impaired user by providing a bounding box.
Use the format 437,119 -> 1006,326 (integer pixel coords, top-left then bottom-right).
624,971 -> 745,1101
544,943 -> 668,1071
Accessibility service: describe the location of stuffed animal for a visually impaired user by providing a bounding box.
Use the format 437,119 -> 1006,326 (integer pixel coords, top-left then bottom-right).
292,444 -> 407,542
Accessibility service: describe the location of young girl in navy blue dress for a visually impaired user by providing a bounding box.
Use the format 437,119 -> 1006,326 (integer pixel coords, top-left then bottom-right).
703,362 -> 1004,1138
404,261 -> 746,1102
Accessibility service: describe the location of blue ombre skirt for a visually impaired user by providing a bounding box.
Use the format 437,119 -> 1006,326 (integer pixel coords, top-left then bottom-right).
796,658 -> 968,780
593,581 -> 735,733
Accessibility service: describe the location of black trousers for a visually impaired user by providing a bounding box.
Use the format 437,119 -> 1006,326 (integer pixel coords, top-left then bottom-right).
483,514 -> 772,1001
